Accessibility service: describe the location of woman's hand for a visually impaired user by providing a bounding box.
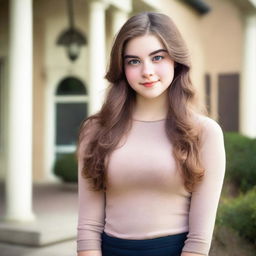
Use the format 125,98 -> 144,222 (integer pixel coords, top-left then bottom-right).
77,250 -> 102,256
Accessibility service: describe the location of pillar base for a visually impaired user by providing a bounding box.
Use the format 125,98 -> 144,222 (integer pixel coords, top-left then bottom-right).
3,212 -> 36,223
0,182 -> 77,247
0,215 -> 75,246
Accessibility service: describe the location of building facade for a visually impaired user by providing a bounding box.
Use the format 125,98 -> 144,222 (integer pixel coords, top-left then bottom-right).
0,0 -> 255,223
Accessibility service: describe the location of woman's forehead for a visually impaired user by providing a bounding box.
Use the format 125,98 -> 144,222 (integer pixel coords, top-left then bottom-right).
124,34 -> 166,56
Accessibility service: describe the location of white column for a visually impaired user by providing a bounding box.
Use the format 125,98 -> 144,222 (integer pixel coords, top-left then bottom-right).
5,0 -> 35,221
240,14 -> 256,138
112,7 -> 128,36
88,0 -> 108,115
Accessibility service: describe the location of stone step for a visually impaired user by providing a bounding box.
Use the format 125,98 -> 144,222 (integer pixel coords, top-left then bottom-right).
0,214 -> 76,246
0,182 -> 78,247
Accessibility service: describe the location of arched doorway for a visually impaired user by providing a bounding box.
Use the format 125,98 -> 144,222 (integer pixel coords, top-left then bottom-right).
54,76 -> 88,160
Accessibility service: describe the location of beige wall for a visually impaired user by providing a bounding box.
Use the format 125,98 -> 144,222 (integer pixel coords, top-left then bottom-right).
33,4 -> 46,181
200,0 -> 243,119
201,0 -> 243,73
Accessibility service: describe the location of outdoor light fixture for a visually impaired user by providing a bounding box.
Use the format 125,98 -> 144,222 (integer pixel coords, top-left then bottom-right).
182,0 -> 211,15
57,0 -> 87,61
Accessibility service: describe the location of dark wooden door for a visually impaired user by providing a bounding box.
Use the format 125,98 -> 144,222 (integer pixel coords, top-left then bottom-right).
218,73 -> 239,132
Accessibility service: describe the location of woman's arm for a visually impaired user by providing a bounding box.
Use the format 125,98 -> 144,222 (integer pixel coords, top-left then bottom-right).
76,120 -> 106,253
181,117 -> 226,256
77,161 -> 105,251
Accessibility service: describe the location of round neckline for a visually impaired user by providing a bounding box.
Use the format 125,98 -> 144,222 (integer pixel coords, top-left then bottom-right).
132,118 -> 167,122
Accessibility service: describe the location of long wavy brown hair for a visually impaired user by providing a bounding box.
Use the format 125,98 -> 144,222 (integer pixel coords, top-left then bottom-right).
77,12 -> 208,193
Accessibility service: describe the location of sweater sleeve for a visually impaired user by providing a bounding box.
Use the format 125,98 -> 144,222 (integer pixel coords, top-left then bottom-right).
182,117 -> 226,256
77,120 -> 106,252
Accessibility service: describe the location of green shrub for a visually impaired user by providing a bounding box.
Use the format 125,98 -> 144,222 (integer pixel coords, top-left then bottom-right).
217,186 -> 256,244
224,132 -> 256,193
53,153 -> 78,183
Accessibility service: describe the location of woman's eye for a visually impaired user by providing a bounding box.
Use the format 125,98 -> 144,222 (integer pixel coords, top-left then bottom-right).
152,55 -> 164,62
127,59 -> 140,65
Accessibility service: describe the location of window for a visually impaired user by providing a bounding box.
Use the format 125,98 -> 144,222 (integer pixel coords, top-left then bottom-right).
55,77 -> 88,159
218,73 -> 239,131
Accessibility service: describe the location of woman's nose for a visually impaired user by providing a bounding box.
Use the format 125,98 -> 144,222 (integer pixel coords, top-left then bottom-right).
142,61 -> 154,78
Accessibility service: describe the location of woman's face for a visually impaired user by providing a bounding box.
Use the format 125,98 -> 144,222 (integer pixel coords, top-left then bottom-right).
123,34 -> 175,101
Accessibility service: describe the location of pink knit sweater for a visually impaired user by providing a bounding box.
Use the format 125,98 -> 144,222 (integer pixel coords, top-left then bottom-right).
77,114 -> 226,255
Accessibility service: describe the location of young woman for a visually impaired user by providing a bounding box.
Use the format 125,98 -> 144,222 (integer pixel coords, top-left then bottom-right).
76,12 -> 226,256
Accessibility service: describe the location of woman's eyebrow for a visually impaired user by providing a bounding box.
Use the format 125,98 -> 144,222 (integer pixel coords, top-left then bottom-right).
124,49 -> 167,59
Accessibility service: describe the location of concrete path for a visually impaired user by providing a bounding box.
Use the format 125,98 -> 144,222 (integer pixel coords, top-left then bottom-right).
0,239 -> 76,256
0,182 -> 78,256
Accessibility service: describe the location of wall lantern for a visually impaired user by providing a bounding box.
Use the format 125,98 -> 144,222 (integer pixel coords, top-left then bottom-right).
181,0 -> 211,15
56,0 -> 87,61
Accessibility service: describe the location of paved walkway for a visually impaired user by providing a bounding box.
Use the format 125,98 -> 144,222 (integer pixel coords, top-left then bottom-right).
0,182 -> 78,256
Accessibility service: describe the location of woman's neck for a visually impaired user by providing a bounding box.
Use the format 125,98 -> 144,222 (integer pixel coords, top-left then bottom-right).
132,94 -> 169,121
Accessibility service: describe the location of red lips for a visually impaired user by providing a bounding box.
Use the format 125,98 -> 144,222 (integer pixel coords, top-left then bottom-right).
141,80 -> 159,87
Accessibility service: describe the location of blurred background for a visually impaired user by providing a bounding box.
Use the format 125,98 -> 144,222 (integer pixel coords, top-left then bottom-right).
0,0 -> 256,255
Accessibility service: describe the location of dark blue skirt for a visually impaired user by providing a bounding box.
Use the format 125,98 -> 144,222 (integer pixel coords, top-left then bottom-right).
101,231 -> 189,256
